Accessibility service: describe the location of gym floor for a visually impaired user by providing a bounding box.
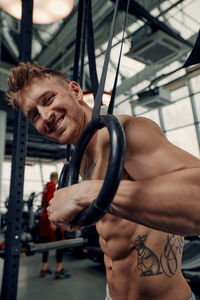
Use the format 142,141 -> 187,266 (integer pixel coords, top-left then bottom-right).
0,250 -> 107,300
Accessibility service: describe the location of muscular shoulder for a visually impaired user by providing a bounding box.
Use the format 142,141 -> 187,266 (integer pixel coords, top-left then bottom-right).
118,114 -> 162,133
98,114 -> 165,155
116,115 -> 165,153
116,114 -> 200,180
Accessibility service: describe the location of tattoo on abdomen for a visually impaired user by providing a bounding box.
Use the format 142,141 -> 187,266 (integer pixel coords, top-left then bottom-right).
160,234 -> 184,277
134,235 -> 162,276
134,234 -> 184,278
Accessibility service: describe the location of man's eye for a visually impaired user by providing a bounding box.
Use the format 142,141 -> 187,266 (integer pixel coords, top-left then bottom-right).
44,95 -> 54,105
32,110 -> 39,121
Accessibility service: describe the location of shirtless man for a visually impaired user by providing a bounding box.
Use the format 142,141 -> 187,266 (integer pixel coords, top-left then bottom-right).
6,61 -> 200,300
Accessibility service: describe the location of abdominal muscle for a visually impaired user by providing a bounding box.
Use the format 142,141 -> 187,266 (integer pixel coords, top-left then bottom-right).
90,128 -> 191,300
96,215 -> 191,300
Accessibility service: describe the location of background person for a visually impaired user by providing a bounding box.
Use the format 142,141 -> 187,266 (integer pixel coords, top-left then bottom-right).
40,171 -> 71,279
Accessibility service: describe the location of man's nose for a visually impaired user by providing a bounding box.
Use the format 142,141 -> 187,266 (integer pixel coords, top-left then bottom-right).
38,106 -> 54,126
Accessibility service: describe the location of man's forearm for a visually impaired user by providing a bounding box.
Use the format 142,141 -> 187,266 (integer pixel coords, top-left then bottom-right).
110,168 -> 200,236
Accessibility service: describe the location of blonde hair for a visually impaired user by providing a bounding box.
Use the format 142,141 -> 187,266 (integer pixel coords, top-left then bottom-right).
6,61 -> 70,108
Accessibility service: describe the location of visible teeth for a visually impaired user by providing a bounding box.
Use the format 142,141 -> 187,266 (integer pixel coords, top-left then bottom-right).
55,117 -> 64,130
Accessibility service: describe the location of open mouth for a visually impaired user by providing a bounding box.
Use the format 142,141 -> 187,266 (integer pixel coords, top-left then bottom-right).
54,115 -> 65,132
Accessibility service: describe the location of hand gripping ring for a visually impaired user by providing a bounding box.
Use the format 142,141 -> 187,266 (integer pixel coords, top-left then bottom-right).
65,114 -> 126,227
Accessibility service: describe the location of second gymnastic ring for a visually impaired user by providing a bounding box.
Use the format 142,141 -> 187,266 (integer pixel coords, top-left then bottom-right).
65,114 -> 126,227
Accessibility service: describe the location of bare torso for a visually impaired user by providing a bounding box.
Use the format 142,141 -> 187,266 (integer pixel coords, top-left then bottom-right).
97,216 -> 190,300
81,115 -> 191,300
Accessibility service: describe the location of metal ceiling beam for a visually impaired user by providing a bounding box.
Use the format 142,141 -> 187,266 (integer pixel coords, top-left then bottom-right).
52,0 -> 167,77
5,142 -> 66,160
111,0 -> 193,47
37,0 -> 115,69
36,11 -> 78,66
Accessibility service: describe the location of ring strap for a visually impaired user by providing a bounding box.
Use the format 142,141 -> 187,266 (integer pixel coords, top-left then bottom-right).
86,0 -> 99,98
72,0 -> 84,82
91,0 -> 120,121
108,0 -> 130,114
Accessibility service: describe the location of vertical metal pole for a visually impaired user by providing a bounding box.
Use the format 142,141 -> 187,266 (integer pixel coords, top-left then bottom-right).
186,78 -> 200,155
39,160 -> 45,187
0,110 -> 7,221
1,1 -> 33,299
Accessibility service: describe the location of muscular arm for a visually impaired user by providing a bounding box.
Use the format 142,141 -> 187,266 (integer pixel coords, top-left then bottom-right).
110,116 -> 200,236
110,169 -> 200,236
48,116 -> 200,235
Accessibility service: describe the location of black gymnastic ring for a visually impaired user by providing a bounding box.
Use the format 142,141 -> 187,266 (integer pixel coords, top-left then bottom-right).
65,114 -> 126,227
58,162 -> 69,189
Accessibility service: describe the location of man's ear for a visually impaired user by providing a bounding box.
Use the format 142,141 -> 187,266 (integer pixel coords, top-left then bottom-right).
69,81 -> 83,101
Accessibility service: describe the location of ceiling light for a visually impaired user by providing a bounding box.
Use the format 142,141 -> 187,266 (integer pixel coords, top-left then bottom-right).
83,91 -> 111,108
0,0 -> 75,25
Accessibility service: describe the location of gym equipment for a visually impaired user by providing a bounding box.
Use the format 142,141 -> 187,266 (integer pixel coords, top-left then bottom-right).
0,238 -> 84,258
67,114 -> 125,226
1,1 -> 33,299
59,0 -> 130,227
182,237 -> 200,297
25,238 -> 84,255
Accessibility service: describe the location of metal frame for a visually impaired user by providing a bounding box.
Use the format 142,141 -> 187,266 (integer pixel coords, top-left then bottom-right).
0,1 -> 33,299
186,78 -> 200,155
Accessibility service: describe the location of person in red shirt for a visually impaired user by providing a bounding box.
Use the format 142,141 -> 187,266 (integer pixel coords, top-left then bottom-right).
40,171 -> 71,279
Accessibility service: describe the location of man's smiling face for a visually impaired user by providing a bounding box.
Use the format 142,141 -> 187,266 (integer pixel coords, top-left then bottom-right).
19,76 -> 86,145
